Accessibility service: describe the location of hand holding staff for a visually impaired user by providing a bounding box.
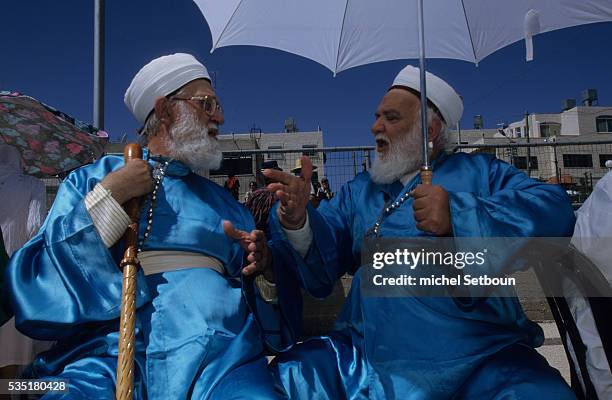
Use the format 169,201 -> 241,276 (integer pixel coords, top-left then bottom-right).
116,143 -> 145,400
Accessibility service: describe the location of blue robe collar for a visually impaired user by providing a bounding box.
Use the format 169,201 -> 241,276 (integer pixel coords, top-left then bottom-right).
142,148 -> 191,177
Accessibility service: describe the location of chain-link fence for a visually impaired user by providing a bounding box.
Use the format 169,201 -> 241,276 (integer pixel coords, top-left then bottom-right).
452,140 -> 612,207
213,140 -> 612,207
210,147 -> 375,202
53,140 -> 612,209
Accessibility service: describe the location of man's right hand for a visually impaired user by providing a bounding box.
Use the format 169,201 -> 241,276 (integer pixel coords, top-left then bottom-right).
263,156 -> 312,230
100,159 -> 153,205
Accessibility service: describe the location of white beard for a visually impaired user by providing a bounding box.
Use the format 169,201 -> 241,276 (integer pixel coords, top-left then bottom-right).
369,125 -> 423,185
166,104 -> 223,174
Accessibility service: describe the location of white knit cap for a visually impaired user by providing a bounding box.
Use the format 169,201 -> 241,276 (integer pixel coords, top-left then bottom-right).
124,53 -> 211,124
391,65 -> 463,127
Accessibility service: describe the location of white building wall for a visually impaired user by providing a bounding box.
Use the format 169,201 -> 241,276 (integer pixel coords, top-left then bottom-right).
560,108 -> 580,136
259,131 -> 324,175
506,106 -> 612,137
214,130 -> 325,200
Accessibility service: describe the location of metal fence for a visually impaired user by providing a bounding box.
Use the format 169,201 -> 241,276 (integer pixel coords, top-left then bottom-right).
212,140 -> 612,206
44,141 -> 612,209
210,147 -> 375,202
452,140 -> 612,206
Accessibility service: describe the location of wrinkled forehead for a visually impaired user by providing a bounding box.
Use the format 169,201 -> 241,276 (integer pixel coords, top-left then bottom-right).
386,86 -> 444,121
379,88 -> 420,114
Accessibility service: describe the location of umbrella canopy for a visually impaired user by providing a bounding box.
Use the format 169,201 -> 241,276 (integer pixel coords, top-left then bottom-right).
0,91 -> 109,178
196,0 -> 612,75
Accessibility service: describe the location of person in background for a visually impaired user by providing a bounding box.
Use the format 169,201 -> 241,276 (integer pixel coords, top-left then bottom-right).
245,161 -> 282,233
317,177 -> 333,202
0,226 -> 10,326
567,170 -> 612,399
244,180 -> 257,204
0,144 -> 49,380
224,173 -> 240,200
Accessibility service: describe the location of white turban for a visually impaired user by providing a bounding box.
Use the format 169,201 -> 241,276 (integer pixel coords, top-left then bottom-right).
124,53 -> 211,124
391,65 -> 463,127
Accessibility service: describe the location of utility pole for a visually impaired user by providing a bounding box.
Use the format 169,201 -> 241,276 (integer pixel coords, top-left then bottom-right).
551,136 -> 560,183
525,111 -> 531,177
94,0 -> 105,129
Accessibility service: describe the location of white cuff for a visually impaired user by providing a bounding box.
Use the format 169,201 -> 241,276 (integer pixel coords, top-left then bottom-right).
255,274 -> 278,304
282,214 -> 313,258
85,184 -> 131,248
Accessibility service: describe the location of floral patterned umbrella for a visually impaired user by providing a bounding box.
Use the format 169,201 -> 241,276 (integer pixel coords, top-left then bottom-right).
0,91 -> 109,178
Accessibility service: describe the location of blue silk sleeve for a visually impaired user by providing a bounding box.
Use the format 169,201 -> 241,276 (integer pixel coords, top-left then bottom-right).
269,185 -> 355,299
448,156 -> 575,237
5,165 -> 150,340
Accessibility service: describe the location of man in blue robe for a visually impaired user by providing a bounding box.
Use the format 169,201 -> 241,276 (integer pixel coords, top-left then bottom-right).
5,53 -> 298,399
265,65 -> 577,399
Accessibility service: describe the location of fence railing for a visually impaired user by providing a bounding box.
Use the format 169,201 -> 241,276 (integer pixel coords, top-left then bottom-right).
213,141 -> 612,207
59,141 -> 612,208
451,140 -> 612,205
211,147 -> 375,201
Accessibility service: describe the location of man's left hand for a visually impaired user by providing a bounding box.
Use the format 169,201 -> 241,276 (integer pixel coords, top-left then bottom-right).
223,221 -> 274,281
410,184 -> 452,236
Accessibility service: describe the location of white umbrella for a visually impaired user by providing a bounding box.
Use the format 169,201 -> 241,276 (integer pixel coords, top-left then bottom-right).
196,0 -> 612,73
194,0 -> 612,171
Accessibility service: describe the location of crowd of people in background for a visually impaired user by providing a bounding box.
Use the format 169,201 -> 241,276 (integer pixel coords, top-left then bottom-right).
224,162 -> 334,208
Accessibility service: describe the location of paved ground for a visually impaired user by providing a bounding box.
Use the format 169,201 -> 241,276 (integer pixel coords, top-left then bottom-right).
538,321 -> 571,384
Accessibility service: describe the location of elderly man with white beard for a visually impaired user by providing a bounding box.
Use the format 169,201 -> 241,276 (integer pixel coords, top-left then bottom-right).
5,53 -> 298,399
265,65 -> 577,399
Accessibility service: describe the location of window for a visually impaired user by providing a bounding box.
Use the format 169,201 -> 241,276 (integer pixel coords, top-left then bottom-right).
267,145 -> 284,160
515,127 -> 522,138
600,154 -> 612,168
513,156 -> 538,170
596,116 -> 612,133
539,122 -> 561,138
563,154 -> 593,168
302,144 -> 319,159
210,155 -> 252,176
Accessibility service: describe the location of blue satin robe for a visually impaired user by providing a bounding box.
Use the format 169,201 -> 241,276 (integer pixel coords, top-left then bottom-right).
271,152 -> 577,399
5,150 -> 297,399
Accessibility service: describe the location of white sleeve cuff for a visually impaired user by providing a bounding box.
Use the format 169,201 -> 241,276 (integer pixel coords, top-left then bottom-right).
85,184 -> 131,248
255,274 -> 278,304
281,214 -> 313,258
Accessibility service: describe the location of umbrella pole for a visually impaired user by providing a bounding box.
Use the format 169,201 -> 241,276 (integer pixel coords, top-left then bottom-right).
115,143 -> 143,400
417,0 -> 432,185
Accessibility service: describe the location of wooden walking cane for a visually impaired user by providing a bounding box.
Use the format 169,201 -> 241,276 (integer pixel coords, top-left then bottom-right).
116,143 -> 143,400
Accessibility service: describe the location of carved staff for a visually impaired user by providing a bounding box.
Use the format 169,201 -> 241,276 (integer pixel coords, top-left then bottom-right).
116,143 -> 143,400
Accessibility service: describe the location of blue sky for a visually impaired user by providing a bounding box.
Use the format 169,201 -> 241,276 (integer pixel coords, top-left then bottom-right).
2,1 -> 611,147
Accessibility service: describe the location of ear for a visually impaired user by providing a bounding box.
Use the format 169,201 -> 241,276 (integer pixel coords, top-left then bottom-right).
428,116 -> 442,143
154,97 -> 173,126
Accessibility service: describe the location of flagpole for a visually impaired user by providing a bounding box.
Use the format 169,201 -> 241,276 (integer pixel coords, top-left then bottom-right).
94,0 -> 105,129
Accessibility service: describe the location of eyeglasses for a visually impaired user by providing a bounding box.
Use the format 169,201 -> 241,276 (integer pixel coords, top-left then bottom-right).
171,95 -> 222,116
